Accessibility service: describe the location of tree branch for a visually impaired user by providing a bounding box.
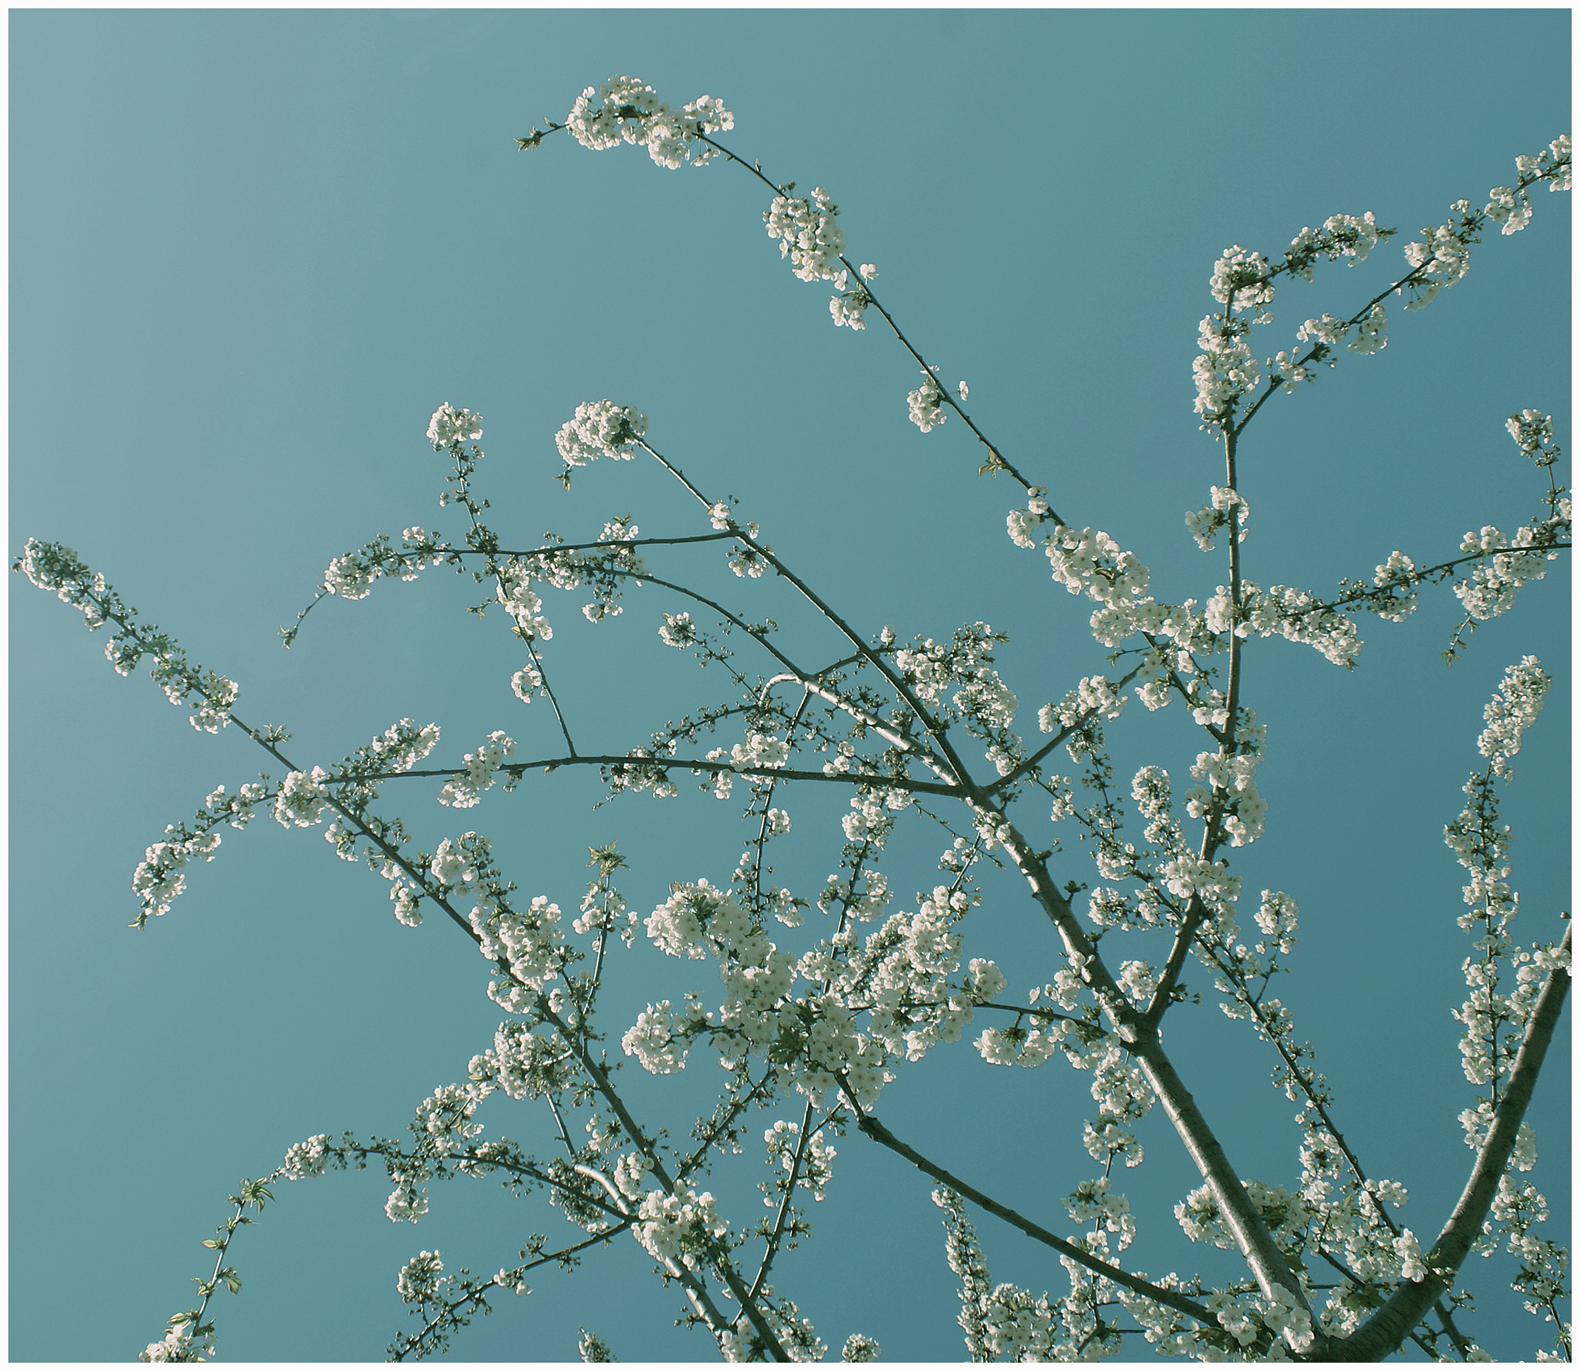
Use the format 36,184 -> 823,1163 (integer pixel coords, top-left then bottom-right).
838,1088 -> 1216,1327
1337,923 -> 1571,1360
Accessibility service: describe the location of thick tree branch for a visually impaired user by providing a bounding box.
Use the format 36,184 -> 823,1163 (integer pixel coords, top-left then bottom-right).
1336,923 -> 1571,1361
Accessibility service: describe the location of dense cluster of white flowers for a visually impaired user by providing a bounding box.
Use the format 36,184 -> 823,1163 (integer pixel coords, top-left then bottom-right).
1184,736 -> 1267,847
829,273 -> 870,329
273,767 -> 331,828
1477,656 -> 1551,779
384,1173 -> 429,1224
280,1134 -> 332,1180
632,1181 -> 729,1266
472,892 -> 567,1002
840,1333 -> 880,1361
1254,890 -> 1300,956
437,731 -> 515,808
555,399 -> 649,466
370,718 -> 442,773
129,783 -> 266,921
427,403 -> 482,449
323,524 -> 448,606
396,1250 -> 445,1304
622,998 -> 695,1074
1404,206 -> 1476,308
907,370 -> 947,432
764,186 -> 844,284
1454,515 -> 1570,622
658,611 -> 696,647
1208,578 -> 1363,667
1508,407 -> 1556,456
1044,524 -> 1150,608
566,75 -> 732,169
823,886 -> 983,1063
1039,674 -> 1128,733
1005,486 -> 1051,548
1193,314 -> 1260,427
1368,550 -> 1420,621
731,732 -> 790,770
322,551 -> 375,599
470,1019 -> 575,1100
510,661 -> 544,704
496,561 -> 554,641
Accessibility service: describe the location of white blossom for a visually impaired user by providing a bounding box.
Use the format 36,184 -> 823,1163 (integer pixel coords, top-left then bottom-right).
273,767 -> 331,828
427,403 -> 482,448
555,399 -> 648,466
907,371 -> 947,432
764,186 -> 845,283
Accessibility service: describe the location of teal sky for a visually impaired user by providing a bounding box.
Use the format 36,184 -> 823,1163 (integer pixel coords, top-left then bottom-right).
9,9 -> 1570,1363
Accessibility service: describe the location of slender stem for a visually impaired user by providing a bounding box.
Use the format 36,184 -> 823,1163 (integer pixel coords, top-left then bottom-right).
838,1086 -> 1216,1327
637,438 -> 976,789
523,635 -> 577,756
749,1097 -> 818,1301
388,1222 -> 635,1362
535,1000 -> 792,1362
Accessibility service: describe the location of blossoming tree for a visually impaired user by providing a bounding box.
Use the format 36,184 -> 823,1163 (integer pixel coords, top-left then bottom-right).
17,76 -> 1571,1364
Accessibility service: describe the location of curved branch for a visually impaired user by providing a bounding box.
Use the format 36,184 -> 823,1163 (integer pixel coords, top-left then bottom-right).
838,1089 -> 1216,1327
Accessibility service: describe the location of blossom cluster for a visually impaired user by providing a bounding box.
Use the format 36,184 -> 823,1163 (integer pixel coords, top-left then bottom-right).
273,767 -> 331,827
427,403 -> 482,449
825,886 -> 988,1063
555,399 -> 649,466
437,731 -> 516,808
472,892 -> 568,1001
139,1322 -> 208,1363
1207,578 -> 1362,667
323,525 -> 448,602
1066,1175 -> 1138,1251
1193,313 -> 1260,429
496,561 -> 555,641
1184,736 -> 1267,848
764,185 -> 845,284
1453,511 -> 1571,623
131,783 -> 267,923
1044,524 -> 1150,608
471,1019 -> 577,1100
566,75 -> 733,169
1185,486 -> 1249,552
828,264 -> 876,329
1477,656 -> 1551,779
631,1182 -> 729,1268
280,1134 -> 332,1180
396,1250 -> 446,1305
621,999 -> 696,1074
1005,487 -> 1052,548
762,1119 -> 836,1204
906,369 -> 947,432
1295,305 -> 1388,358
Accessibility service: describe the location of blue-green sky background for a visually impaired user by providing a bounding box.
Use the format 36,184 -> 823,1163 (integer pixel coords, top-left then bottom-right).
9,9 -> 1570,1363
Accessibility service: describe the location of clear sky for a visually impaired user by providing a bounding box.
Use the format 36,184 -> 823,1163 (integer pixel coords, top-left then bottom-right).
9,8 -> 1570,1363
